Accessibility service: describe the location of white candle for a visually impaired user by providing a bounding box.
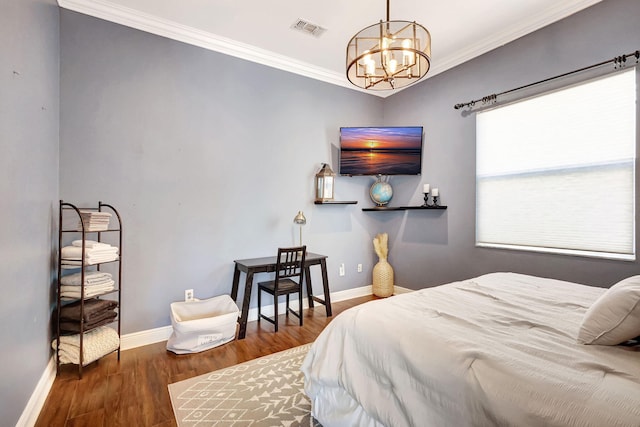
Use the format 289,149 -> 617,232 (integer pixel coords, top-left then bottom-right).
388,58 -> 398,73
423,184 -> 430,193
365,59 -> 375,76
432,188 -> 439,197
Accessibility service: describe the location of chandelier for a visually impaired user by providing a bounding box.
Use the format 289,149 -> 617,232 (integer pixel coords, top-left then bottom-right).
346,0 -> 431,91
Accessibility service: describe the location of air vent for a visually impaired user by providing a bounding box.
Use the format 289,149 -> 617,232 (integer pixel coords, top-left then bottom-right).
291,18 -> 326,37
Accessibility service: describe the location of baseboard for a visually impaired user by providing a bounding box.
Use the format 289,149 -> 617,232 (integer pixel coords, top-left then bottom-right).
119,284 -> 414,350
331,285 -> 373,301
23,284 -> 402,426
16,356 -> 56,427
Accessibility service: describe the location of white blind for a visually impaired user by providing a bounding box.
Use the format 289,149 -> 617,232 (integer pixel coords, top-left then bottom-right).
476,68 -> 636,259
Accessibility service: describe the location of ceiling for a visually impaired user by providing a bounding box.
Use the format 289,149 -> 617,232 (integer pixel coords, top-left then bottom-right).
57,0 -> 602,97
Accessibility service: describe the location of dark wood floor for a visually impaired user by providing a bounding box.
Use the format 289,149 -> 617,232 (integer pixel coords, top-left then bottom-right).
35,295 -> 374,427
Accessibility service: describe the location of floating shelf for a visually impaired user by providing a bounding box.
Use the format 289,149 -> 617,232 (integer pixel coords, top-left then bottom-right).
403,205 -> 447,210
315,200 -> 358,205
362,205 -> 447,211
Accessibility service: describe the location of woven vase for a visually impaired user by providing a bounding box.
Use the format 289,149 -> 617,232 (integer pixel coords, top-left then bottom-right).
372,259 -> 394,297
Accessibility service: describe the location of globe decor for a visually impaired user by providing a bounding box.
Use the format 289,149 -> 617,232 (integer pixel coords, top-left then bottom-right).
369,175 -> 393,206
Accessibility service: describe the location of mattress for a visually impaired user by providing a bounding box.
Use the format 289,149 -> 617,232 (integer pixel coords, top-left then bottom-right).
301,272 -> 640,427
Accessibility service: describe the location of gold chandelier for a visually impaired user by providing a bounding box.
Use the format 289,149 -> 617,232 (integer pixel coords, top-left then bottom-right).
346,0 -> 431,90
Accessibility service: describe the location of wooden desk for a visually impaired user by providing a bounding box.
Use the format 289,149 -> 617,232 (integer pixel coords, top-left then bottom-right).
231,252 -> 332,339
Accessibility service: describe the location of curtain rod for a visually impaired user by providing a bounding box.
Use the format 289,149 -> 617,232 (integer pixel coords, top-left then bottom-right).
453,50 -> 639,110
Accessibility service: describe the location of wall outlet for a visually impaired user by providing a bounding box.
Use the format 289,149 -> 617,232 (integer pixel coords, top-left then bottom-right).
339,263 -> 345,276
357,263 -> 363,273
185,289 -> 194,302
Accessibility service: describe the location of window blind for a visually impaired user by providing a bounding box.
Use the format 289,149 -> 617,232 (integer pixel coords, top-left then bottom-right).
476,68 -> 636,260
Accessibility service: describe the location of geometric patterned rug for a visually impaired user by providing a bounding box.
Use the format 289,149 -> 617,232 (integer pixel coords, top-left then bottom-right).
168,343 -> 322,426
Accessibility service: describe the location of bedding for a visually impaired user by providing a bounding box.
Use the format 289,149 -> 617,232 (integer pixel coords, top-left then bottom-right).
301,272 -> 640,427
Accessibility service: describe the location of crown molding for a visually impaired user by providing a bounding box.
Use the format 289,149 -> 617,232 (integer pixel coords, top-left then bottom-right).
57,0 -> 388,97
58,0 -> 601,98
430,0 -> 603,78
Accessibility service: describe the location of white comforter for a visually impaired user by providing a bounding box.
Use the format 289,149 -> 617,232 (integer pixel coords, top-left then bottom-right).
301,272 -> 640,427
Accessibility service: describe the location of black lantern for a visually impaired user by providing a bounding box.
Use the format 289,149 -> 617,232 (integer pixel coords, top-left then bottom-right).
315,163 -> 336,202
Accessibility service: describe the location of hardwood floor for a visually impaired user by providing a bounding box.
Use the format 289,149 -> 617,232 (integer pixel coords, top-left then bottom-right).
35,295 -> 374,427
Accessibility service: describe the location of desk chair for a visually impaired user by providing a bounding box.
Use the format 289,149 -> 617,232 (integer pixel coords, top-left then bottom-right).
257,246 -> 306,332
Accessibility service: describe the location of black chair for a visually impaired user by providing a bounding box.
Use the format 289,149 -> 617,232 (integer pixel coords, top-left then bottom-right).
257,246 -> 306,332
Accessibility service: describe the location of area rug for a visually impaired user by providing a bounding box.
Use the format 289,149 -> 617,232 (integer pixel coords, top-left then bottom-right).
168,343 -> 321,426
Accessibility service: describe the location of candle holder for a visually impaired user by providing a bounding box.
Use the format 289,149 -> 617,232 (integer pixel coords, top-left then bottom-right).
432,195 -> 439,206
422,192 -> 431,207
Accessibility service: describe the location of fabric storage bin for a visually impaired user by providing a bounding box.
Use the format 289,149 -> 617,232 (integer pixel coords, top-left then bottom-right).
167,294 -> 239,354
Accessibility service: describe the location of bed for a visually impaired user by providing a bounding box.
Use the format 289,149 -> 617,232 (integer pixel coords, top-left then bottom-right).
301,272 -> 640,427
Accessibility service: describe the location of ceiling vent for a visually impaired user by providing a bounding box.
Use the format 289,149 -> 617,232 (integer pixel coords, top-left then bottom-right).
291,18 -> 326,38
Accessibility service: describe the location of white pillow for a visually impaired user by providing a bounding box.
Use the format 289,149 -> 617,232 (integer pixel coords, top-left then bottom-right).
577,275 -> 640,345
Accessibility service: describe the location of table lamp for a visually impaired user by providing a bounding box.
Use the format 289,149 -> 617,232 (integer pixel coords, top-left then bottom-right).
293,211 -> 307,247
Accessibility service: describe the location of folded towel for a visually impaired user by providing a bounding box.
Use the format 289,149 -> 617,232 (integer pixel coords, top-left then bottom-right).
76,211 -> 113,232
60,289 -> 115,299
61,255 -> 119,264
79,210 -> 112,218
60,281 -> 114,293
60,271 -> 112,287
78,224 -> 110,232
59,311 -> 118,333
61,254 -> 119,268
60,282 -> 115,299
60,299 -> 118,322
52,326 -> 120,366
71,240 -> 113,249
61,246 -> 119,259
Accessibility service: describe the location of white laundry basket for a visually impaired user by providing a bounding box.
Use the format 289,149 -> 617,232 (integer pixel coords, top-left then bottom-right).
166,294 -> 239,354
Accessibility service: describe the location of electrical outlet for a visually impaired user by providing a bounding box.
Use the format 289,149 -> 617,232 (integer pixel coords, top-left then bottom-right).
339,263 -> 345,276
357,263 -> 363,273
185,289 -> 194,302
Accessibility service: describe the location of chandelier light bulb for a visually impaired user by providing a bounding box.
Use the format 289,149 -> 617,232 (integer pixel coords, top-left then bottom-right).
388,58 -> 398,73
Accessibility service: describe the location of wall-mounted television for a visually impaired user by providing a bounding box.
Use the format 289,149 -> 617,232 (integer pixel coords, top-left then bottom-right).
339,126 -> 423,176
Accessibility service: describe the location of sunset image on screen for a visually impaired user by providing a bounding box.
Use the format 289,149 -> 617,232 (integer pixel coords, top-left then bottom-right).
340,127 -> 422,175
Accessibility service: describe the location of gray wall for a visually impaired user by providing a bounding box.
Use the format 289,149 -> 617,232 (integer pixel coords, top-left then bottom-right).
0,0 -> 59,425
3,0 -> 637,422
59,0 -> 640,339
59,10 -> 385,334
383,0 -> 640,289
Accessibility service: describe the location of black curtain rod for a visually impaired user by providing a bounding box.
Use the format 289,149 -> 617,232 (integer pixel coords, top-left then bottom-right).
453,50 -> 639,110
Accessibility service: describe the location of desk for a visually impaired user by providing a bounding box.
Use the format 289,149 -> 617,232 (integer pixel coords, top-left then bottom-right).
231,252 -> 332,339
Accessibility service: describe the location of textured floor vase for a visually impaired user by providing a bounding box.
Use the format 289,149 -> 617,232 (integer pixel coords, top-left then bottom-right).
168,343 -> 321,426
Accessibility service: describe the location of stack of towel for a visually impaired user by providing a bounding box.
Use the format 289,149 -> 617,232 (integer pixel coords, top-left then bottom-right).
52,326 -> 120,366
59,298 -> 118,333
78,210 -> 112,232
61,240 -> 119,269
60,271 -> 115,299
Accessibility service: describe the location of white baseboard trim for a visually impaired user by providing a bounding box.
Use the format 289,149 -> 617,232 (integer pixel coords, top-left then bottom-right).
332,285 -> 373,301
394,286 -> 413,294
23,284 -> 410,426
120,325 -> 173,350
119,285 -> 413,350
120,285 -> 378,350
16,356 -> 56,427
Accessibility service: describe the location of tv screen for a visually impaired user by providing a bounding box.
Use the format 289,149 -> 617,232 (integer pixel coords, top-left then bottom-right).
339,126 -> 423,175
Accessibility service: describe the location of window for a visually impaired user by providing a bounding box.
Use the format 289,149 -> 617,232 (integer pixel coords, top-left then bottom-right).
476,68 -> 636,260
